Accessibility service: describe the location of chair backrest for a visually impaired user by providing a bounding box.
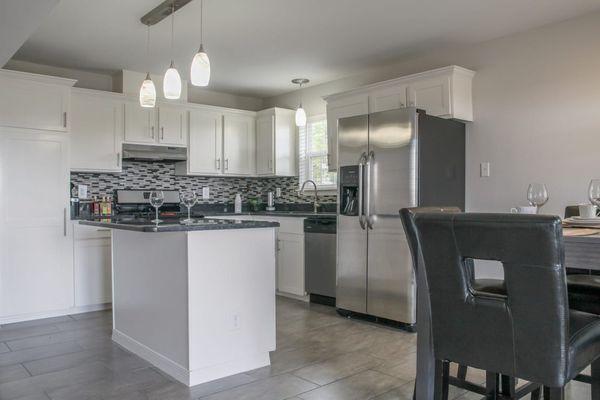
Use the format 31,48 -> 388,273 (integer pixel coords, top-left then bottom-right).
415,212 -> 569,386
400,207 -> 461,273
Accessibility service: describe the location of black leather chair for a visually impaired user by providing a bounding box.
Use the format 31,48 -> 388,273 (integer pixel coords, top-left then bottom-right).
564,205 -> 600,315
400,207 -> 515,398
414,212 -> 600,400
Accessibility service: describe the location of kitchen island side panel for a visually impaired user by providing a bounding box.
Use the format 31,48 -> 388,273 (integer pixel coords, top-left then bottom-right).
111,230 -> 189,369
187,228 -> 277,381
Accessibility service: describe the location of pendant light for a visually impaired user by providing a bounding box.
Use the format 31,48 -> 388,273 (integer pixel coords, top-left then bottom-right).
292,78 -> 309,127
139,25 -> 156,107
163,0 -> 182,99
190,0 -> 210,86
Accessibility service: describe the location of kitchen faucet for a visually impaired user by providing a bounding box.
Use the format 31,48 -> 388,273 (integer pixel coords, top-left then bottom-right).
300,180 -> 320,213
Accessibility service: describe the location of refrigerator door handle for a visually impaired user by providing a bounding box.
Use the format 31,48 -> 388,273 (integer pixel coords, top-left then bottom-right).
358,152 -> 367,230
366,150 -> 375,229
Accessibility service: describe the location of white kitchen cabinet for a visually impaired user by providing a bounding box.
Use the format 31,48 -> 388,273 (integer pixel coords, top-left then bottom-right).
124,102 -> 156,144
407,75 -> 451,117
73,224 -> 112,307
324,66 -> 475,172
176,109 -> 223,175
223,113 -> 256,175
70,89 -> 124,172
325,94 -> 369,172
157,105 -> 187,146
256,107 -> 296,177
0,129 -> 73,322
0,69 -> 76,132
277,233 -> 305,297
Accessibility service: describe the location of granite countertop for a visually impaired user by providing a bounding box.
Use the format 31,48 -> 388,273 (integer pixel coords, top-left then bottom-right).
79,217 -> 279,233
205,211 -> 337,219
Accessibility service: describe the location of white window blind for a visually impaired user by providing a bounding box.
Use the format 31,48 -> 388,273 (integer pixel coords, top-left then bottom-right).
298,116 -> 336,190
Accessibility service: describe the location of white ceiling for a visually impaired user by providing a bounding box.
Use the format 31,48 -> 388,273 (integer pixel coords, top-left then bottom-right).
12,0 -> 600,98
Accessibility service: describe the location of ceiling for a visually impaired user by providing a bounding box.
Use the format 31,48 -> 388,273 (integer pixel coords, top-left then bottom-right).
11,0 -> 600,98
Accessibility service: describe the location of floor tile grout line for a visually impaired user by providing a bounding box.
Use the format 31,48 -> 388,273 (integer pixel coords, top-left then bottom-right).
0,341 -> 88,374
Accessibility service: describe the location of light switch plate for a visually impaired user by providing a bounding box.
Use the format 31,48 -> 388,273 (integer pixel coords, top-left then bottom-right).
202,187 -> 210,200
78,184 -> 88,199
480,162 -> 491,177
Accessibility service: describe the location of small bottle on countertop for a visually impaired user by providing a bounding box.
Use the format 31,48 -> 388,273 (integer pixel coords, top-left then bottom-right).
234,194 -> 242,214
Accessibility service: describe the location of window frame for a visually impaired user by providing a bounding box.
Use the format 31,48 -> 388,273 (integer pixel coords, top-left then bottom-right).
298,114 -> 337,192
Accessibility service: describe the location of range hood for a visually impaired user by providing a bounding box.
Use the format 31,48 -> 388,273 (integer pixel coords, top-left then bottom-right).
122,144 -> 187,161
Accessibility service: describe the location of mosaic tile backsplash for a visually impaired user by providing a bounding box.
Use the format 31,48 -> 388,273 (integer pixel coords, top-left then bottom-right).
71,160 -> 337,205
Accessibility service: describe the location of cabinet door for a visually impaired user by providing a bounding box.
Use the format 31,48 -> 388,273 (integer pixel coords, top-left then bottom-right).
188,110 -> 223,175
369,84 -> 408,113
74,227 -> 112,307
326,94 -> 369,172
70,92 -> 123,172
0,131 -> 73,319
277,233 -> 305,296
223,113 -> 256,175
124,102 -> 156,144
256,115 -> 274,175
407,76 -> 451,117
0,75 -> 70,132
158,106 -> 186,146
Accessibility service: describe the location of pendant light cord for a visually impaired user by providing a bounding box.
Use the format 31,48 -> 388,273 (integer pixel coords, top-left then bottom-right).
200,0 -> 203,45
146,25 -> 150,61
170,0 -> 175,62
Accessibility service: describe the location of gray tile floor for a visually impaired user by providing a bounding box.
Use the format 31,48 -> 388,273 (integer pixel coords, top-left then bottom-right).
0,297 -> 590,400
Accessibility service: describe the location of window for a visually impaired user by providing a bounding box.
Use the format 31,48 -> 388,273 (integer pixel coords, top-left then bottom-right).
299,116 -> 336,191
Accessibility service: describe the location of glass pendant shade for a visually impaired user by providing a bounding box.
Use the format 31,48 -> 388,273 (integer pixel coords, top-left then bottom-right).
191,45 -> 210,86
163,61 -> 182,99
295,106 -> 307,127
139,73 -> 156,108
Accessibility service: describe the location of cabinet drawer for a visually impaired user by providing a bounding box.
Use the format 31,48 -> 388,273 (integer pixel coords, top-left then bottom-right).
73,224 -> 111,240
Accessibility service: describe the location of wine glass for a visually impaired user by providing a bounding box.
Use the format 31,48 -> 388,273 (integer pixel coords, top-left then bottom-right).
589,180 -> 600,207
527,183 -> 548,212
181,191 -> 197,224
149,190 -> 164,223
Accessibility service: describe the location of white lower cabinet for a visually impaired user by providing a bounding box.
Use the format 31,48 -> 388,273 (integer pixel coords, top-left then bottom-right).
276,232 -> 305,297
73,225 -> 112,307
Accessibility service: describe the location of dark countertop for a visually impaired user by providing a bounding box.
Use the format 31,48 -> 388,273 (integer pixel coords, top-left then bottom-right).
205,211 -> 337,219
79,217 -> 279,233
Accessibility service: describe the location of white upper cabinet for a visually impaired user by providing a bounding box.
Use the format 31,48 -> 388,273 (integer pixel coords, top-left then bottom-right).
256,108 -> 296,177
157,105 -> 187,146
223,113 -> 256,175
0,69 -> 76,132
325,94 -> 369,172
124,102 -> 156,144
177,109 -> 223,175
70,89 -> 124,173
324,66 -> 475,171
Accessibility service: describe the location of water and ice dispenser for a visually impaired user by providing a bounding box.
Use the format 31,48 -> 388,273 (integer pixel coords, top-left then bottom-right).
339,165 -> 360,216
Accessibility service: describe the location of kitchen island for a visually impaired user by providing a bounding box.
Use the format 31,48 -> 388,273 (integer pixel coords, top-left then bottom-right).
80,217 -> 279,387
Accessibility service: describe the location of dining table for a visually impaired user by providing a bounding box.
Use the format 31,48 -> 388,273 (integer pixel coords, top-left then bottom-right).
414,225 -> 600,400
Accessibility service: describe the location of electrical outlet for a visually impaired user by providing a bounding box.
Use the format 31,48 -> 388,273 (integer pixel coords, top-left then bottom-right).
480,162 -> 490,177
202,187 -> 210,200
232,313 -> 240,330
275,187 -> 281,198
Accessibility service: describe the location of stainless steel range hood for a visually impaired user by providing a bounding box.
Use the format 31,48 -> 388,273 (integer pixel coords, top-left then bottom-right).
122,144 -> 187,161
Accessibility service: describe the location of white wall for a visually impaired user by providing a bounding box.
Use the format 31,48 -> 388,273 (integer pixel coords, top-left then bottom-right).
266,11 -> 600,216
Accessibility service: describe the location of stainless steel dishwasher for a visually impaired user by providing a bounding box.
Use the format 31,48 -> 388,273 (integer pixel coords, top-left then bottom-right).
304,217 -> 337,306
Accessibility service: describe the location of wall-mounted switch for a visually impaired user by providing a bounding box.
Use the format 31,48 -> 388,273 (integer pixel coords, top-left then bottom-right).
202,187 -> 210,200
480,162 -> 491,177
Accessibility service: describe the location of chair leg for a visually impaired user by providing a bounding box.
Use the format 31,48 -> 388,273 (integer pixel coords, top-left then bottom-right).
592,358 -> 600,400
545,387 -> 564,400
457,364 -> 468,380
434,360 -> 450,400
485,371 -> 499,400
500,375 -> 516,399
530,387 -> 542,400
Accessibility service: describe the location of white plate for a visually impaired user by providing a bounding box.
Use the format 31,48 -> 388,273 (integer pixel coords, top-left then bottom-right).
570,216 -> 600,222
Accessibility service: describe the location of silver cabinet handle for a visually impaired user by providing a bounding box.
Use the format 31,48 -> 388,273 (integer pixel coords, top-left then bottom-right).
63,208 -> 67,236
216,158 -> 221,170
161,127 -> 164,140
97,229 -> 111,232
117,152 -> 120,167
63,112 -> 67,128
225,159 -> 229,171
151,126 -> 155,139
358,152 -> 367,230
400,102 -> 405,107
277,239 -> 281,251
366,151 -> 374,229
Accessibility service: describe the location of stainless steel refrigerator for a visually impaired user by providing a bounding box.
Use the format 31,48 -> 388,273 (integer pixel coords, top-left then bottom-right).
336,107 -> 465,329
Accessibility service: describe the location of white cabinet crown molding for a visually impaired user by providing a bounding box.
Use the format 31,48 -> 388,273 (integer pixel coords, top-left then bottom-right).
0,68 -> 77,87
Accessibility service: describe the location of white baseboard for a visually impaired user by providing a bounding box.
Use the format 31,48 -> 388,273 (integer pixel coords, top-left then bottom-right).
276,291 -> 310,302
113,329 -> 271,387
0,303 -> 112,325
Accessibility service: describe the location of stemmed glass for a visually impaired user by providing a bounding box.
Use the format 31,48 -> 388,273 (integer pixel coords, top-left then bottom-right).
527,183 -> 549,212
589,179 -> 600,208
181,191 -> 197,224
149,190 -> 165,223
